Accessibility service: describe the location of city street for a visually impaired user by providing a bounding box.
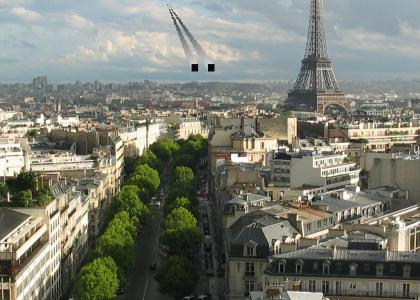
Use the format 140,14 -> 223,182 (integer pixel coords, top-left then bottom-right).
121,181 -> 171,300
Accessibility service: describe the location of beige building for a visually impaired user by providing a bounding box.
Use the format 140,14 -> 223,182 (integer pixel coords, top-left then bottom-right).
325,119 -> 420,152
165,115 -> 209,140
362,152 -> 420,202
13,184 -> 90,300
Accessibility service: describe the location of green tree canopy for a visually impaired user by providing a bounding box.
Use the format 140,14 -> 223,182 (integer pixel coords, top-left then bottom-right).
136,150 -> 162,172
166,184 -> 197,208
162,207 -> 203,255
134,164 -> 160,192
155,256 -> 197,298
180,135 -> 208,161
172,166 -> 195,186
97,214 -> 136,273
74,257 -> 119,300
173,154 -> 196,171
13,190 -> 32,207
150,139 -> 180,161
15,171 -> 38,192
111,185 -> 149,219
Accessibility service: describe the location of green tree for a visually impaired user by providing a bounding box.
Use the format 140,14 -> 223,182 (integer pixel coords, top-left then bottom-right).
14,190 -> 32,207
173,153 -> 196,170
15,172 -> 38,192
180,135 -> 207,160
166,184 -> 197,208
97,215 -> 136,273
0,184 -> 8,201
124,156 -> 137,176
162,207 -> 203,256
111,185 -> 149,219
155,256 -> 197,298
150,139 -> 180,161
137,150 -> 162,171
134,164 -> 160,192
26,129 -> 40,138
172,166 -> 195,186
74,257 -> 119,300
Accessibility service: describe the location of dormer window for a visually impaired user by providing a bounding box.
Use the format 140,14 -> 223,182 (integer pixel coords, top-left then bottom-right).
247,246 -> 254,256
295,260 -> 304,274
349,263 -> 358,276
376,264 -> 384,277
279,261 -> 285,274
323,261 -> 331,275
243,241 -> 257,256
403,264 -> 411,278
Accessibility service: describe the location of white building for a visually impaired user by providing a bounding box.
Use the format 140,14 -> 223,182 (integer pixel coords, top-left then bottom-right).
0,143 -> 25,179
118,121 -> 163,157
13,184 -> 90,300
0,208 -> 51,300
270,151 -> 360,192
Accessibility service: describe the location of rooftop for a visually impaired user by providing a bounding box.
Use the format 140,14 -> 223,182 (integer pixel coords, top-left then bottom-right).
0,208 -> 31,241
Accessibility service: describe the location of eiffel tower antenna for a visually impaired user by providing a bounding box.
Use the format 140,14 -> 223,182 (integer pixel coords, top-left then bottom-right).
287,0 -> 348,114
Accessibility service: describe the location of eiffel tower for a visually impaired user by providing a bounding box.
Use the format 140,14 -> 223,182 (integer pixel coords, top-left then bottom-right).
287,0 -> 348,114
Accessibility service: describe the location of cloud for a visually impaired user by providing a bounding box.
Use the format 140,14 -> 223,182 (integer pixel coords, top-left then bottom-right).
64,13 -> 95,30
334,25 -> 420,59
11,6 -> 41,21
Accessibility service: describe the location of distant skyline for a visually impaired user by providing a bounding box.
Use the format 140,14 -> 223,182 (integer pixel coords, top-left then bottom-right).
1,0 -> 420,82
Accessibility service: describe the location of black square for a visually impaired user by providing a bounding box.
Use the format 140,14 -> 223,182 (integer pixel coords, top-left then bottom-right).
208,64 -> 215,72
191,64 -> 198,72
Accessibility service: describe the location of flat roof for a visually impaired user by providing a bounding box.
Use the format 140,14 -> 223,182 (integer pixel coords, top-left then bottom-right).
0,208 -> 31,241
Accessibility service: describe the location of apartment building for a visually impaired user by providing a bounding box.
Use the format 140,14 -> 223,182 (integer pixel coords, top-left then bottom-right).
264,247 -> 420,299
0,143 -> 25,178
269,151 -> 360,192
225,213 -> 299,300
13,184 -> 90,299
361,152 -> 420,202
325,119 -> 420,152
118,121 -> 162,157
0,208 -> 50,300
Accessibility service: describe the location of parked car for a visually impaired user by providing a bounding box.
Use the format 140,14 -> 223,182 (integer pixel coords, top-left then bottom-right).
149,262 -> 157,271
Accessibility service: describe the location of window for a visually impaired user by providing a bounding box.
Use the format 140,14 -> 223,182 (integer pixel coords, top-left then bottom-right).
296,262 -> 303,274
376,282 -> 383,296
245,262 -> 255,276
363,264 -> 370,272
323,264 -> 330,275
349,263 -> 358,276
322,281 -> 330,294
376,264 -> 384,276
308,280 -> 316,292
313,262 -> 319,271
390,264 -> 396,273
403,283 -> 410,297
245,280 -> 255,295
403,265 -> 411,278
335,281 -> 342,295
279,263 -> 285,274
336,263 -> 343,272
246,246 -> 254,256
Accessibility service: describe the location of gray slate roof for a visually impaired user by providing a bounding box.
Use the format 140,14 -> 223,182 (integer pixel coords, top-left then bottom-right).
0,208 -> 31,241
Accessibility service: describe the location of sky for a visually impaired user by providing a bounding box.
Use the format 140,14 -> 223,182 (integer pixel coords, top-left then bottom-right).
1,0 -> 420,82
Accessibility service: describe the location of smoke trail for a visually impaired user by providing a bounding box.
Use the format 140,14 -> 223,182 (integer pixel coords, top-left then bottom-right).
169,8 -> 194,63
170,8 -> 209,64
